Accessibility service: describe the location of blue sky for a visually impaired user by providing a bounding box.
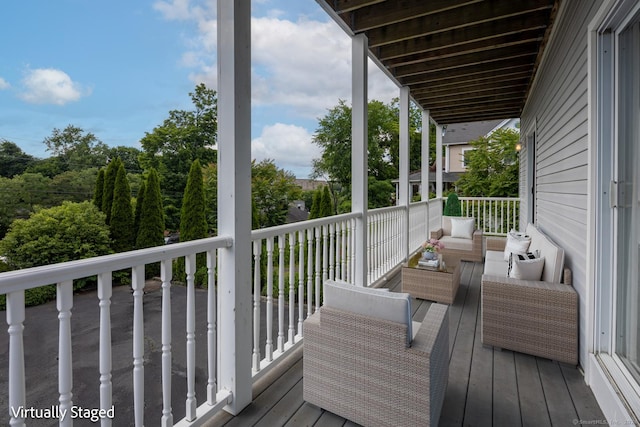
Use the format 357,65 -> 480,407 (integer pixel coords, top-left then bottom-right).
0,0 -> 397,178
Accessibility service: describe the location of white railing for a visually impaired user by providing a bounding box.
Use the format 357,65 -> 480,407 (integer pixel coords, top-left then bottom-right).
458,197 -> 520,236
368,206 -> 405,284
429,197 -> 444,234
1,236 -> 234,427
249,213 -> 358,381
409,201 -> 430,252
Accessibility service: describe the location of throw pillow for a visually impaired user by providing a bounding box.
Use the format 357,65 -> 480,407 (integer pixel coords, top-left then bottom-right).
508,252 -> 537,277
450,218 -> 475,239
509,256 -> 545,280
503,233 -> 531,261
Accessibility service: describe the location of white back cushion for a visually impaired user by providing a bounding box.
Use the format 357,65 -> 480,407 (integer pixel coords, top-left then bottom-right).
323,280 -> 413,345
450,217 -> 475,239
526,223 -> 565,283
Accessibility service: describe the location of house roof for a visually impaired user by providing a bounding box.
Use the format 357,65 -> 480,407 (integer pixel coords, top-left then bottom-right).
317,0 -> 558,124
442,120 -> 503,145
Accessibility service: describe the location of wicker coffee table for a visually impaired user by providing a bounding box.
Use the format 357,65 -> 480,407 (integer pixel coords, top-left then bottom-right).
401,253 -> 461,304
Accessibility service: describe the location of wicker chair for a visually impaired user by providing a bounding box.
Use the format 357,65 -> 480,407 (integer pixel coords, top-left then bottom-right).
430,216 -> 483,263
303,280 -> 449,427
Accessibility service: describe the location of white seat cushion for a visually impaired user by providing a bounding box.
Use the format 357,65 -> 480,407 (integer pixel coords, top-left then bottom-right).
484,250 -> 508,276
323,280 -> 413,345
440,236 -> 474,251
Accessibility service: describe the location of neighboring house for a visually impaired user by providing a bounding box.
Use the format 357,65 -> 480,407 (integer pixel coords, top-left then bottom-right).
443,118 -> 519,173
393,118 -> 519,199
294,179 -> 326,192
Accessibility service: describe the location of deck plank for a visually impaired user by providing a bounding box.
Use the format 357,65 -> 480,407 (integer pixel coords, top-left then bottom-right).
537,359 -> 579,425
561,364 -> 606,423
254,379 -> 304,427
283,402 -> 323,427
492,350 -> 522,426
515,353 -> 552,427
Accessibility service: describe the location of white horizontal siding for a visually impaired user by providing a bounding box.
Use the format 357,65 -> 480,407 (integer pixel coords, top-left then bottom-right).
520,0 -> 600,368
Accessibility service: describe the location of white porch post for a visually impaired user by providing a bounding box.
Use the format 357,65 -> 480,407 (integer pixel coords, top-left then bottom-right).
217,0 -> 252,415
422,110 -> 430,201
399,86 -> 410,260
352,33 -> 368,286
436,124 -> 444,199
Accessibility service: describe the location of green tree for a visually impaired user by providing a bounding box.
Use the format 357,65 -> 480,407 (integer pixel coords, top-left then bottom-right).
455,128 -> 520,197
48,168 -> 97,205
443,193 -> 462,216
136,168 -> 165,249
139,84 -> 218,229
102,158 -> 121,223
202,163 -> 218,234
309,189 -> 321,219
180,159 -> 207,241
94,168 -> 105,210
0,201 -> 112,306
133,180 -> 146,239
320,185 -> 333,217
110,163 -> 134,252
368,177 -> 394,208
105,146 -> 143,173
0,140 -> 35,178
43,125 -> 109,171
251,159 -> 301,228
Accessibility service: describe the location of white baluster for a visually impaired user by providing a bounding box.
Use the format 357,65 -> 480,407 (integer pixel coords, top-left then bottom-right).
206,250 -> 217,405
57,281 -> 73,427
277,235 -> 285,352
297,231 -> 304,334
98,273 -> 113,427
160,260 -> 173,427
278,235 -> 286,352
329,223 -> 335,281
314,227 -> 321,311
288,233 -> 296,343
7,291 -> 26,427
185,254 -> 197,421
252,241 -> 262,372
306,228 -> 313,316
131,266 -> 145,427
336,222 -> 343,281
348,218 -> 355,283
341,221 -> 347,282
322,225 -> 328,284
265,237 -> 274,361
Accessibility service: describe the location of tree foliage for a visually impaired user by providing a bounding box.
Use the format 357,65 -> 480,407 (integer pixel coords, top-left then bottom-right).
180,159 -> 207,242
252,159 -> 301,228
320,186 -> 333,217
455,128 -> 520,197
43,125 -> 109,171
0,201 -> 112,269
110,162 -> 134,252
133,180 -> 146,239
101,158 -> 121,224
135,168 -> 165,249
443,193 -> 462,216
312,98 -> 433,210
0,140 -> 35,178
93,168 -> 105,210
139,84 -> 218,230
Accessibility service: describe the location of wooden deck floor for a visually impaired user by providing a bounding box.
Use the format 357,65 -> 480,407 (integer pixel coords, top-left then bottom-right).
208,261 -> 605,426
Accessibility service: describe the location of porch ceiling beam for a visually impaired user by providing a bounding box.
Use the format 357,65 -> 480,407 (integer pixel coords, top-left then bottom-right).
418,93 -> 525,110
391,44 -> 539,78
413,82 -> 530,102
431,106 -> 522,124
330,0 -> 385,14
410,75 -> 531,97
362,0 -> 554,48
399,64 -> 533,86
343,0 -> 481,32
383,32 -> 543,68
376,12 -> 550,61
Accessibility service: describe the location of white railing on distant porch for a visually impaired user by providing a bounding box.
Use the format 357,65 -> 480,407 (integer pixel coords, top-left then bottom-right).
458,197 -> 520,236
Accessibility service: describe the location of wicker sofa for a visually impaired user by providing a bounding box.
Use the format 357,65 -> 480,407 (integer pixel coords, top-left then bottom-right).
303,280 -> 449,427
430,215 -> 483,263
481,223 -> 578,365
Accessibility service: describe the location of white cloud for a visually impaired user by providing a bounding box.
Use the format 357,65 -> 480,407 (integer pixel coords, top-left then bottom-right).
252,123 -> 321,177
0,77 -> 10,90
153,0 -> 197,21
19,68 -> 89,105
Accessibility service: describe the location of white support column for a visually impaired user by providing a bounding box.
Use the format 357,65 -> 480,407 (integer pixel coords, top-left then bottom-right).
217,0 -> 252,415
399,86 -> 410,260
422,110 -> 430,201
352,33 -> 368,287
436,124 -> 444,199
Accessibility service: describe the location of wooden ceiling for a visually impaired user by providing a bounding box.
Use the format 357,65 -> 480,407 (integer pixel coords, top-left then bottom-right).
318,0 -> 558,124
